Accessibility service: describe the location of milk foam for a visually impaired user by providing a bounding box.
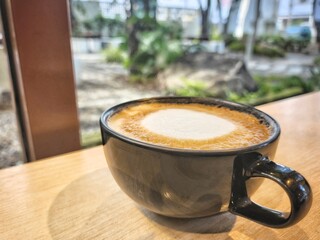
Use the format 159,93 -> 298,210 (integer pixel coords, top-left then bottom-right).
141,109 -> 236,140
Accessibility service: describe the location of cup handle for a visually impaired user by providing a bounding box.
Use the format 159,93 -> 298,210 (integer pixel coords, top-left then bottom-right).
229,152 -> 312,228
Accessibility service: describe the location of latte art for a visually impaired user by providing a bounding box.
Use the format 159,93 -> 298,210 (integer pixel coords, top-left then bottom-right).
108,102 -> 271,150
141,109 -> 236,140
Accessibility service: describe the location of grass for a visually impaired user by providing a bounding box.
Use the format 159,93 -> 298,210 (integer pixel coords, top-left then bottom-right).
227,87 -> 303,106
172,75 -> 312,106
314,56 -> 320,66
228,40 -> 285,58
81,131 -> 102,148
226,75 -> 311,106
103,46 -> 127,63
173,79 -> 211,97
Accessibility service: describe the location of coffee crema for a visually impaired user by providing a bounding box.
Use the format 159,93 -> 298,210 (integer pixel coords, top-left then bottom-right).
107,102 -> 271,150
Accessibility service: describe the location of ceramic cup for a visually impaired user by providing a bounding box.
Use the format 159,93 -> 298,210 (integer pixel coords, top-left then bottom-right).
100,97 -> 312,228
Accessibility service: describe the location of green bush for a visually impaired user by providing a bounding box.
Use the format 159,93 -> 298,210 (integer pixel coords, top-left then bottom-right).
227,35 -> 285,58
228,41 -> 245,52
286,38 -> 309,52
224,34 -> 238,46
81,132 -> 102,148
173,79 -> 211,97
259,35 -> 288,49
103,46 -> 127,63
314,56 -> 320,66
259,33 -> 310,52
210,26 -> 223,41
254,44 -> 285,58
124,20 -> 184,82
308,56 -> 320,91
226,75 -> 309,105
170,74 -> 314,106
227,33 -> 310,55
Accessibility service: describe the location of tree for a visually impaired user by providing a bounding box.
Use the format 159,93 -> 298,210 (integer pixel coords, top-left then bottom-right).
217,0 -> 223,32
69,0 -> 87,37
223,0 -> 239,37
251,0 -> 261,44
126,0 -> 157,74
198,0 -> 212,41
245,0 -> 261,62
287,0 -> 294,28
313,0 -> 320,51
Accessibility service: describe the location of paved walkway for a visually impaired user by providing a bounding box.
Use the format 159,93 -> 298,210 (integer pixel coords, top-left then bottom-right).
75,53 -> 161,135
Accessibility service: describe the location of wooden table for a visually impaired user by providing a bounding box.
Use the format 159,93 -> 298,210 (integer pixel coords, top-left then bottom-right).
1,92 -> 319,240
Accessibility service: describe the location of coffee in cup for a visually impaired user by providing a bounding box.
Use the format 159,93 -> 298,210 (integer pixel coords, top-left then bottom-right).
108,102 -> 271,150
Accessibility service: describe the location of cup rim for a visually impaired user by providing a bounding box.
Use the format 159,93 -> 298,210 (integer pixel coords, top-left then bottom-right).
100,97 -> 281,156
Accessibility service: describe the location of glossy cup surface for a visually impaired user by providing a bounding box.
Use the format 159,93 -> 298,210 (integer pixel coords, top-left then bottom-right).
100,97 -> 280,218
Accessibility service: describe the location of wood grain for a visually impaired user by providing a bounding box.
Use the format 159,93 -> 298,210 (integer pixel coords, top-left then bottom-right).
0,92 -> 319,239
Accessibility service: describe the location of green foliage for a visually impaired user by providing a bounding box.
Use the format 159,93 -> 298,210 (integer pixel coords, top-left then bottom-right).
225,35 -> 309,58
259,35 -> 288,49
82,19 -> 93,31
171,75 -> 315,105
81,131 -> 102,148
71,8 -> 125,37
103,46 -> 127,63
94,14 -> 125,37
259,32 -> 310,53
126,15 -> 158,32
224,35 -> 238,46
254,44 -> 285,58
227,87 -> 303,106
173,79 -> 211,97
304,75 -> 320,92
70,0 -> 87,36
285,38 -> 309,52
226,75 -> 312,106
125,20 -> 184,82
184,43 -> 207,53
228,41 -> 245,52
314,56 -> 320,66
309,57 -> 320,91
211,33 -> 223,41
210,26 -> 223,41
255,75 -> 309,92
227,36 -> 285,58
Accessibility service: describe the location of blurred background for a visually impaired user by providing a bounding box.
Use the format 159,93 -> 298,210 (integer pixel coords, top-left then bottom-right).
1,0 -> 320,168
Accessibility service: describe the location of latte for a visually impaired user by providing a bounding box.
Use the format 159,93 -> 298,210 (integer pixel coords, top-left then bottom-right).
107,102 -> 271,150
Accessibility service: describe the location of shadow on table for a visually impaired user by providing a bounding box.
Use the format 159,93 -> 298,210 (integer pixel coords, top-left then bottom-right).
47,169 -> 310,240
140,207 -> 236,234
